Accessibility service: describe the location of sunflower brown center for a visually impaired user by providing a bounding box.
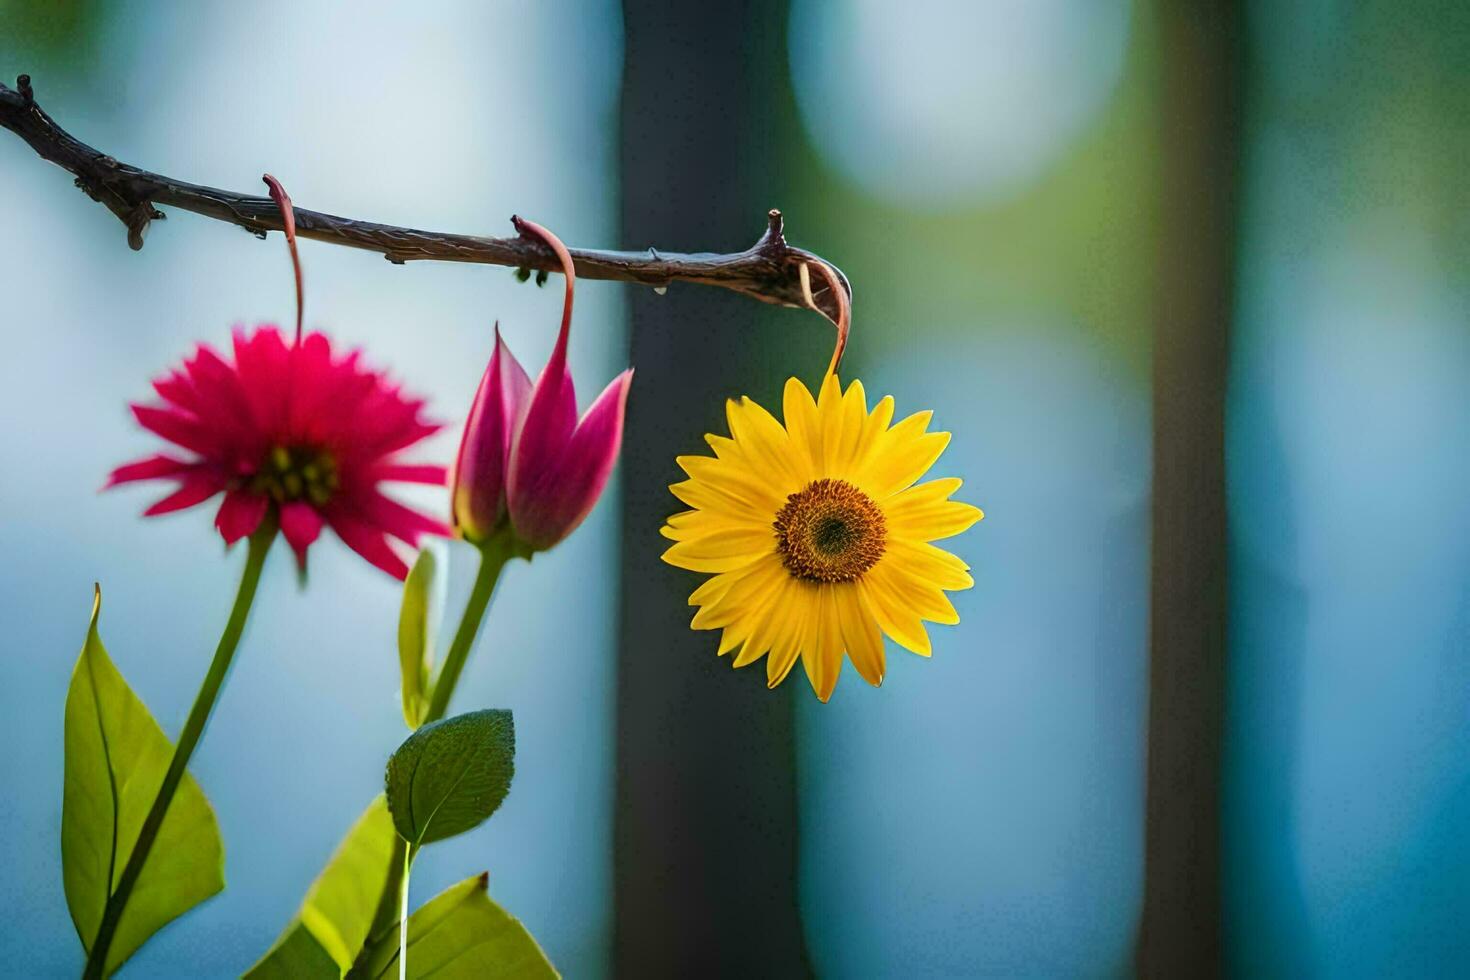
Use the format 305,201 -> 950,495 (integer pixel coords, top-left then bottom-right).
249,445 -> 339,506
773,478 -> 886,583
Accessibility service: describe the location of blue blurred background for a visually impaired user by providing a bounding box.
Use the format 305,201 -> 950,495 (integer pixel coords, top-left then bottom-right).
1,1 -> 1467,977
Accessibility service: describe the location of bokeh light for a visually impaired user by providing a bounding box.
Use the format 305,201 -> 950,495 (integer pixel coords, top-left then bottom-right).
788,0 -> 1132,207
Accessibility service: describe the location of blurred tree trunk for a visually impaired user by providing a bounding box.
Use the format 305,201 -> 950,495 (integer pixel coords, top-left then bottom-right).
1138,2 -> 1245,977
614,1 -> 812,976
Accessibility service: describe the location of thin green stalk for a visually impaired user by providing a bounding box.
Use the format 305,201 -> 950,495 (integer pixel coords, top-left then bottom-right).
352,537 -> 513,974
425,536 -> 512,723
398,843 -> 413,980
84,523 -> 274,979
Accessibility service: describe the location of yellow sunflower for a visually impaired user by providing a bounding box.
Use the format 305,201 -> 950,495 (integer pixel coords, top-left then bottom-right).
660,374 -> 983,701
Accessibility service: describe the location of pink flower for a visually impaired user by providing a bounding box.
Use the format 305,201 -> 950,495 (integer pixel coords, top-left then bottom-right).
108,326 -> 449,579
451,217 -> 632,551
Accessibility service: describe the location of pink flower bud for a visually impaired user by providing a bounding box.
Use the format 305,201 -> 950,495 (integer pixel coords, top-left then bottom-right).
452,217 -> 632,552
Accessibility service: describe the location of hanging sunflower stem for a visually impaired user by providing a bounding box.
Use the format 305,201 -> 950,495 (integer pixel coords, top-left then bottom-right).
355,534 -> 516,968
83,520 -> 276,979
800,258 -> 851,378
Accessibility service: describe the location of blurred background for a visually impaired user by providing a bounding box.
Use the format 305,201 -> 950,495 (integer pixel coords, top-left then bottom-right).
1,1 -> 1467,978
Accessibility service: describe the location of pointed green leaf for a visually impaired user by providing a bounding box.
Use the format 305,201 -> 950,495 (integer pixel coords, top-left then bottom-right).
398,550 -> 438,729
359,874 -> 557,979
244,795 -> 398,978
241,923 -> 338,980
385,710 -> 515,847
62,587 -> 225,976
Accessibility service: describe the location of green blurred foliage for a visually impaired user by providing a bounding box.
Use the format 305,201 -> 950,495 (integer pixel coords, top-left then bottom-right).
0,0 -> 106,78
790,3 -> 1163,382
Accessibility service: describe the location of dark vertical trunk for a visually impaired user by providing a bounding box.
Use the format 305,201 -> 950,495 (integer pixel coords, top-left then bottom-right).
614,2 -> 811,977
1137,2 -> 1246,976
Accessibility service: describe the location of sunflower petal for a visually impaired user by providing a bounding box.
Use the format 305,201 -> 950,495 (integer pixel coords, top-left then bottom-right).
881,564 -> 962,625
849,395 -> 897,475
689,555 -> 784,629
661,508 -> 754,542
884,539 -> 974,591
662,527 -> 775,573
817,374 -> 845,475
832,379 -> 870,473
859,573 -> 932,656
782,377 -> 821,477
717,623 -> 751,655
802,585 -> 843,702
859,412 -> 952,498
765,584 -> 807,687
836,584 -> 886,686
669,478 -> 773,523
726,396 -> 807,489
676,454 -> 785,512
885,477 -> 985,540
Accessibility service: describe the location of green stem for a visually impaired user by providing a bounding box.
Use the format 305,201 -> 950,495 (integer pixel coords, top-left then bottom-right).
83,523 -> 274,979
424,537 -> 511,724
353,537 -> 512,971
398,843 -> 413,980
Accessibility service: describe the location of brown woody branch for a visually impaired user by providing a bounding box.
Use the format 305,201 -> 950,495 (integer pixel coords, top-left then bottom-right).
0,74 -> 850,328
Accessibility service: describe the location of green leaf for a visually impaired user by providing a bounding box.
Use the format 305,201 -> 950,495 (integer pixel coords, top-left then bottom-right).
398,550 -> 439,729
62,587 -> 225,976
244,796 -> 398,979
385,710 -> 515,847
359,874 -> 558,979
241,923 -> 338,980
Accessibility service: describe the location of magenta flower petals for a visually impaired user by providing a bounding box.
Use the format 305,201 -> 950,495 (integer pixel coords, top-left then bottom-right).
505,225 -> 580,519
508,331 -> 577,497
105,454 -> 196,488
510,368 -> 633,549
232,327 -> 292,434
215,490 -> 269,544
143,473 -> 226,516
131,404 -> 222,457
444,216 -> 633,553
452,328 -> 533,541
325,509 -> 410,580
279,501 -> 324,567
356,491 -> 452,544
110,325 -> 446,580
373,464 -> 449,485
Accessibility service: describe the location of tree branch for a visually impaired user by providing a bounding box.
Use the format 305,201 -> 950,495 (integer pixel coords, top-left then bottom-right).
0,74 -> 850,328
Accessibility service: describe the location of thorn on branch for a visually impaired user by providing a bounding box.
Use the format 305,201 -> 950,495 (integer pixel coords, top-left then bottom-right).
756,209 -> 787,256
126,203 -> 162,251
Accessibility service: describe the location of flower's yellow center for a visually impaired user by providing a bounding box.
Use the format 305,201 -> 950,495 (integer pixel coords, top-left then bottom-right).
774,478 -> 886,583
249,445 -> 339,506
